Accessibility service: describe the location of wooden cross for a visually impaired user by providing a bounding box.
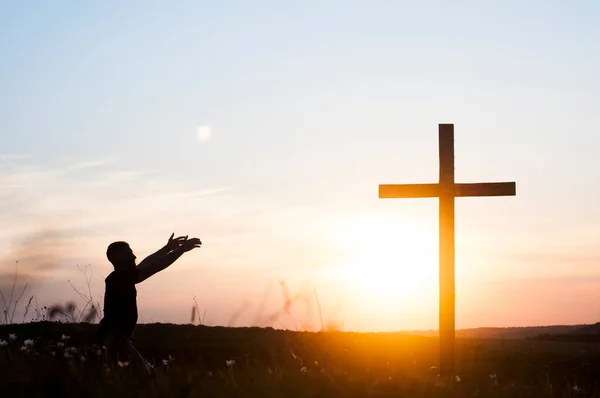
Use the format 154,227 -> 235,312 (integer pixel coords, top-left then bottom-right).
378,123 -> 516,376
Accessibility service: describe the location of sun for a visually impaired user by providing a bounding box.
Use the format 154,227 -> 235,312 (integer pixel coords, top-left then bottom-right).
330,213 -> 438,307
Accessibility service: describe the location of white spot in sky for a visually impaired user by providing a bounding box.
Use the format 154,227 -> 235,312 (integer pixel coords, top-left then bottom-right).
197,125 -> 211,142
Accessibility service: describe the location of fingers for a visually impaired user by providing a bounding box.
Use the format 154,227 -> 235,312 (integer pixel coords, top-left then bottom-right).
168,234 -> 202,250
181,237 -> 202,251
169,234 -> 187,242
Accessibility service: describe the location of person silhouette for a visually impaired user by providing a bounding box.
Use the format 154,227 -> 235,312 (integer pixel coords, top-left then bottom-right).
98,233 -> 202,365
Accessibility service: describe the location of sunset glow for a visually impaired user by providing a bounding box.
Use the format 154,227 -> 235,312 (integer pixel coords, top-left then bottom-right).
331,214 -> 437,307
1,2 -> 600,332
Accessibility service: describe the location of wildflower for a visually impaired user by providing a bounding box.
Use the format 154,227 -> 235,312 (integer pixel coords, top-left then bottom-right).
81,355 -> 87,362
490,374 -> 499,385
117,360 -> 129,367
51,352 -> 56,356
9,334 -> 16,341
207,371 -> 213,377
300,366 -> 307,374
267,367 -> 273,375
146,361 -> 154,369
20,345 -> 29,352
57,342 -> 64,349
64,352 -> 73,359
314,360 -> 319,366
226,359 -> 235,367
23,339 -> 35,347
162,354 -> 174,366
96,349 -> 102,357
66,347 -> 78,355
0,340 -> 7,347
61,334 -> 70,341
455,375 -> 462,383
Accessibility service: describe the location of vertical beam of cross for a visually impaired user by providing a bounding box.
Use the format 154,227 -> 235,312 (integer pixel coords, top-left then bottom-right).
438,125 -> 455,376
378,124 -> 516,376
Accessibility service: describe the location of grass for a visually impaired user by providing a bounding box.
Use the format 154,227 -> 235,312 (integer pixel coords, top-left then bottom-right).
1,322 -> 600,397
2,265 -> 600,396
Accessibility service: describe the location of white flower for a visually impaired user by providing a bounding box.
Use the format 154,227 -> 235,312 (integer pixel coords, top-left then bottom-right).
117,360 -> 129,367
96,349 -> 102,357
66,347 -> 78,354
64,352 -> 73,359
300,366 -> 307,374
162,359 -> 169,366
51,352 -> 56,356
81,355 -> 87,362
57,342 -> 64,349
226,359 -> 235,367
455,375 -> 462,383
24,339 -> 35,347
0,340 -> 7,347
314,360 -> 319,366
20,345 -> 29,352
9,334 -> 16,341
61,334 -> 70,341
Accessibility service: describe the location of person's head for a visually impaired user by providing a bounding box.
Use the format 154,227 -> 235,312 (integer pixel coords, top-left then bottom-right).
106,241 -> 137,270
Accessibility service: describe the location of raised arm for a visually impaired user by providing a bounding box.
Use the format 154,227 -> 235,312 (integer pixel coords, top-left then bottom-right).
136,237 -> 202,283
137,233 -> 186,268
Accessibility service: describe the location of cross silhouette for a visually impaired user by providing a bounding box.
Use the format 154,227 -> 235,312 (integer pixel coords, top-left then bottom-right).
379,123 -> 516,376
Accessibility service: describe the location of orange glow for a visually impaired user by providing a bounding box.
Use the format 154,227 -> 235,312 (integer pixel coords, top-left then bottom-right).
330,214 -> 438,308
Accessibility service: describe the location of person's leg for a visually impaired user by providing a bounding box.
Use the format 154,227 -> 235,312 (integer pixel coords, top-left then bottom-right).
99,325 -> 127,365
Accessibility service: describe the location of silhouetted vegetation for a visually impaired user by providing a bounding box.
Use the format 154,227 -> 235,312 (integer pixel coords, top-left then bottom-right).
3,265 -> 600,396
1,322 -> 600,397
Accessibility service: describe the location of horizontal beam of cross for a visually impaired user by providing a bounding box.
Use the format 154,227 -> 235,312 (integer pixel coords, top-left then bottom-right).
378,182 -> 516,199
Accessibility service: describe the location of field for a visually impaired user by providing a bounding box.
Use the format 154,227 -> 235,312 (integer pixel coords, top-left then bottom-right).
1,322 -> 600,397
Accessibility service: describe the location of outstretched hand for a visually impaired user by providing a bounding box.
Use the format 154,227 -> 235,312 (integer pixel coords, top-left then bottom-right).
180,237 -> 202,252
166,233 -> 188,251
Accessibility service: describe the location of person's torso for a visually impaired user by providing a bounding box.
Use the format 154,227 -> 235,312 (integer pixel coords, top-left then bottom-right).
102,269 -> 139,332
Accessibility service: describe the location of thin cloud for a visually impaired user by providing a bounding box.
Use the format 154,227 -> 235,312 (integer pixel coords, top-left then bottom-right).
508,251 -> 600,265
62,158 -> 114,171
197,125 -> 211,142
0,154 -> 31,161
0,157 -> 337,327
490,274 -> 600,286
175,187 -> 233,199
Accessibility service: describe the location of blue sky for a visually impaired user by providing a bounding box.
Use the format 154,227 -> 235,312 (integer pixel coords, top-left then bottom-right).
1,1 -> 600,331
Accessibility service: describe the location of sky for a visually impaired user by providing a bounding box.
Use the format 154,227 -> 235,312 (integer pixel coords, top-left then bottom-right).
1,1 -> 599,332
